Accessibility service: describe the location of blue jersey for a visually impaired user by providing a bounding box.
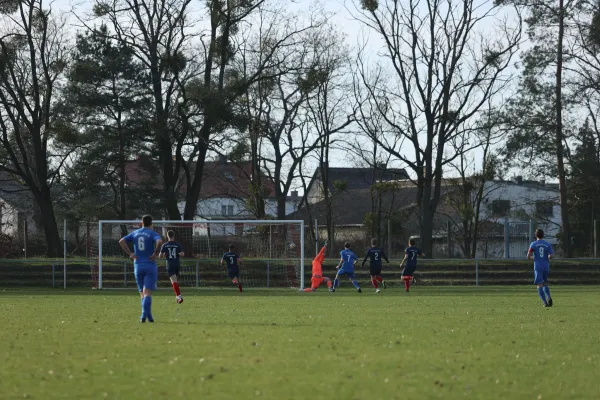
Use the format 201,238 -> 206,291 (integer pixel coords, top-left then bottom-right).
160,241 -> 183,267
222,252 -> 240,269
123,228 -> 161,265
340,249 -> 358,271
405,247 -> 422,268
529,240 -> 553,270
362,247 -> 388,267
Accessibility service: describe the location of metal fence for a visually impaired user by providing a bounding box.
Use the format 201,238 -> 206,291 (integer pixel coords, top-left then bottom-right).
3,257 -> 600,289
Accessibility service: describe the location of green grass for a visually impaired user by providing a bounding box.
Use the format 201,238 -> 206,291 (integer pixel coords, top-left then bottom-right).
1,287 -> 599,400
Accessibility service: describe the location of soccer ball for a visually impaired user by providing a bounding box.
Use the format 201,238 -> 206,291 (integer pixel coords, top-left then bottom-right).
286,242 -> 296,250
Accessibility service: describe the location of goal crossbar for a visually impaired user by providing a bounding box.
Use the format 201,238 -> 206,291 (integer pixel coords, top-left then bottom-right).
97,219 -> 305,289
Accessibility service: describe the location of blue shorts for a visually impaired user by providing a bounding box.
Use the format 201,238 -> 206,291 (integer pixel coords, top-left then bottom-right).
135,263 -> 158,292
337,268 -> 356,280
534,269 -> 549,285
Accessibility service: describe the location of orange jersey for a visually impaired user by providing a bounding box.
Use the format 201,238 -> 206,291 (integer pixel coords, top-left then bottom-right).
312,246 -> 326,276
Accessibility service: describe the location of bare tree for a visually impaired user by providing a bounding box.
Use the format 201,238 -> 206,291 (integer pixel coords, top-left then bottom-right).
351,0 -> 522,254
0,0 -> 70,256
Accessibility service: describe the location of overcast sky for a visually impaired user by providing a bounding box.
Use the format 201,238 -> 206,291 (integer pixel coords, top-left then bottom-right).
53,0 -> 523,185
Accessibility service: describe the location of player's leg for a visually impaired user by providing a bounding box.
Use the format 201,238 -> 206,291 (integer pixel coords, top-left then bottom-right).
323,276 -> 333,291
229,268 -> 242,292
403,275 -> 412,292
332,271 -> 341,291
142,266 -> 157,322
542,270 -> 552,306
534,270 -> 548,306
134,268 -> 147,320
348,272 -> 361,293
168,266 -> 183,303
303,276 -> 321,292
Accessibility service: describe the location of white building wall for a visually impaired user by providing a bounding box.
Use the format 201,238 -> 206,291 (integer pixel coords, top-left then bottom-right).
480,181 -> 561,244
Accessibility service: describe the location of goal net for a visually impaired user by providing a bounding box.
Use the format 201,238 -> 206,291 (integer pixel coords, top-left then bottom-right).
89,220 -> 305,290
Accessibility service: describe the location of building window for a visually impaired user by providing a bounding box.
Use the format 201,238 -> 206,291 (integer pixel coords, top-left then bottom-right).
535,201 -> 554,217
490,199 -> 511,216
221,205 -> 234,216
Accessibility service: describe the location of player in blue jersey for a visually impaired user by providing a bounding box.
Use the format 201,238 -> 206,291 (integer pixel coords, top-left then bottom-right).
361,238 -> 389,293
221,244 -> 243,292
159,230 -> 185,304
527,228 -> 554,307
399,238 -> 425,292
332,242 -> 362,293
119,215 -> 162,323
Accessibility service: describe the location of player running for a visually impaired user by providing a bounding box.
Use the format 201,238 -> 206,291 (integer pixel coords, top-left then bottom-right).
332,242 -> 362,293
301,240 -> 333,292
361,238 -> 389,293
119,215 -> 162,323
159,230 -> 185,304
399,238 -> 425,292
527,229 -> 554,307
221,245 -> 243,292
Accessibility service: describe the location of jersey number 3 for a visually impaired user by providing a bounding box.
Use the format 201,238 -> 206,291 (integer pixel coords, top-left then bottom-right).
137,237 -> 145,251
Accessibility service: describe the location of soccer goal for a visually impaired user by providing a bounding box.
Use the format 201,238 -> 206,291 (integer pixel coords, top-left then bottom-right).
90,220 -> 305,290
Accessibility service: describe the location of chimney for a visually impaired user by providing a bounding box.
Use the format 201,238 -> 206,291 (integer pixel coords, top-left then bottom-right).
514,175 -> 523,185
291,190 -> 299,198
540,179 -> 545,187
219,154 -> 227,165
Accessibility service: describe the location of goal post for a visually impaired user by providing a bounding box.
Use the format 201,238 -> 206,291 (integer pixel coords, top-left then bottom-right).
95,219 -> 305,290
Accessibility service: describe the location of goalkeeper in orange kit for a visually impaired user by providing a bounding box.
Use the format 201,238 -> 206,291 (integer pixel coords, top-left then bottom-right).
301,240 -> 333,292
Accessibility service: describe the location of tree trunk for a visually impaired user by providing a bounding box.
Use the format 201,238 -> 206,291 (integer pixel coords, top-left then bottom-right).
183,140 -> 209,220
36,186 -> 61,257
556,0 -> 571,257
277,196 -> 286,220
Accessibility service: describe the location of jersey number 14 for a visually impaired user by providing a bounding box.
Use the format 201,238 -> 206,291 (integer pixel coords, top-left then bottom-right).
168,247 -> 177,258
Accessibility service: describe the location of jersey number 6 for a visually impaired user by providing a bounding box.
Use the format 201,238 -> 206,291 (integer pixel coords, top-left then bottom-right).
137,237 -> 145,251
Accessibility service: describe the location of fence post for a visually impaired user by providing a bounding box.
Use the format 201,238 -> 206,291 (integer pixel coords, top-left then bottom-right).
475,258 -> 479,287
447,220 -> 452,258
315,218 -> 319,257
195,260 -> 199,288
63,219 -> 67,289
52,263 -> 56,288
388,219 -> 392,258
124,262 -> 127,287
504,219 -> 510,259
594,220 -> 597,259
529,220 -> 535,244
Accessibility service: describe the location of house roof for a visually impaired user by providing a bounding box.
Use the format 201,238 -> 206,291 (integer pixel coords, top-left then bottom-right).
305,167 -> 409,196
124,157 -> 276,200
0,172 -> 34,211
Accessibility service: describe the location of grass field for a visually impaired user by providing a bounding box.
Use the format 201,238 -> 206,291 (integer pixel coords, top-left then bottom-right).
1,286 -> 600,400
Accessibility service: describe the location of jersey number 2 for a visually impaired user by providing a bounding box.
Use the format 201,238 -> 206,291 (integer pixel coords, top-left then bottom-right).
374,253 -> 379,260
137,237 -> 145,251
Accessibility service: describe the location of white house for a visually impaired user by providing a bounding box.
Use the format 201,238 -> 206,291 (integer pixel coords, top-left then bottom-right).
0,172 -> 36,238
480,177 -> 561,242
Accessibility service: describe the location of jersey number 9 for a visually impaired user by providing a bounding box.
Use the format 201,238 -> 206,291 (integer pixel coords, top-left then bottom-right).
539,247 -> 544,258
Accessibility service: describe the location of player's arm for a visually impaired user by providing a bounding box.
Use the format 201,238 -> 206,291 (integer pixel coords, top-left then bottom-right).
399,254 -> 408,268
119,235 -> 136,259
337,256 -> 343,269
527,247 -> 534,260
548,245 -> 554,260
150,237 -> 163,260
178,244 -> 184,257
220,255 -> 225,267
361,251 -> 369,267
159,243 -> 166,258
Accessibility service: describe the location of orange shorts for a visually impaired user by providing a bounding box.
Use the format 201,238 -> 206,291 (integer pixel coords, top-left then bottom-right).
311,276 -> 325,289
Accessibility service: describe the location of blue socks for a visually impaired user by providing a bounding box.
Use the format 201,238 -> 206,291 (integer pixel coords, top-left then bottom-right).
142,296 -> 153,319
537,287 -> 547,305
543,285 -> 551,299
333,278 -> 339,288
351,280 -> 360,290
